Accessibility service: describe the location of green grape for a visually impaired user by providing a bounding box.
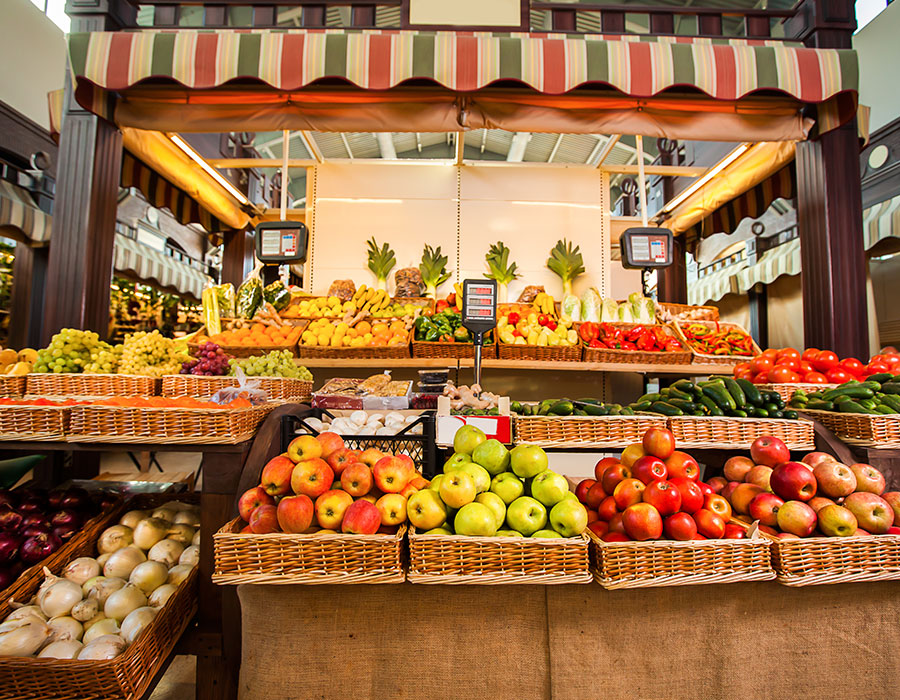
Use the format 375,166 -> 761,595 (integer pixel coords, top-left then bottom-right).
228,350 -> 312,381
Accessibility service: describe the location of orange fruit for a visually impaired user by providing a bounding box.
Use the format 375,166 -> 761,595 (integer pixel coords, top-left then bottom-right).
355,321 -> 371,335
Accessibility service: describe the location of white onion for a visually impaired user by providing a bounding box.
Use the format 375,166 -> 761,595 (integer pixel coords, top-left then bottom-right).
166,501 -> 198,514
304,417 -> 324,431
148,539 -> 184,569
81,575 -> 107,597
118,510 -> 147,530
86,577 -> 126,605
97,552 -> 112,569
82,612 -> 107,632
178,545 -> 199,569
348,410 -> 367,426
384,411 -> 404,424
47,616 -> 83,642
0,618 -> 51,657
70,598 -> 100,623
63,558 -> 101,586
148,584 -> 176,609
97,525 -> 133,554
165,524 -> 195,546
133,518 -> 170,550
103,546 -> 146,579
151,507 -> 176,523
120,607 -> 157,644
38,640 -> 83,659
192,530 -> 201,547
167,565 -> 192,586
38,579 -> 83,619
173,510 -> 200,527
82,618 -> 119,645
6,606 -> 47,623
128,561 -> 168,595
375,427 -> 394,436
104,584 -> 147,622
77,634 -> 126,660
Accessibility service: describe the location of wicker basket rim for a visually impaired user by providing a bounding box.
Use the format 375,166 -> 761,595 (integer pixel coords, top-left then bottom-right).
773,533 -> 900,546
215,518 -> 406,542
26,373 -> 157,379
161,374 -> 311,383
409,526 -> 588,545
72,402 -> 274,415
801,408 -> 900,421
668,415 -> 813,425
586,528 -> 768,548
0,404 -> 74,412
515,414 -> 665,422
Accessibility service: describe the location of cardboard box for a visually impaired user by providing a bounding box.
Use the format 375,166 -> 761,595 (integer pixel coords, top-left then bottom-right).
434,395 -> 512,446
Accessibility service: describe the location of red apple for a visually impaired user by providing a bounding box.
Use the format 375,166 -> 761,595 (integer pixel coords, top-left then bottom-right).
631,456 -> 667,485
395,454 -> 416,480
665,451 -> 700,481
812,462 -> 856,498
375,493 -> 408,526
642,428 -> 675,460
586,509 -> 599,524
588,521 -> 609,538
358,448 -> 385,468
723,524 -> 746,539
575,478 -> 596,504
669,477 -> 704,514
843,492 -> 894,534
316,431 -> 345,459
694,509 -> 725,539
802,452 -> 836,469
706,476 -> 727,494
613,478 -> 646,510
287,434 -> 323,463
291,458 -> 335,499
259,454 -> 296,497
692,533 -> 707,540
340,462 -> 373,498
608,512 -> 626,535
585,482 -> 608,511
745,465 -> 774,492
620,443 -> 646,469
723,456 -> 755,482
315,490 -> 354,530
597,496 -> 618,522
807,496 -> 836,513
601,532 -> 630,542
663,512 -> 697,541
849,464 -> 886,495
703,493 -> 732,521
776,500 -> 817,537
698,482 -> 713,496
853,528 -> 871,537
759,524 -> 779,536
883,492 -> 900,524
778,532 -> 801,540
770,462 -> 817,502
817,504 -> 858,537
601,464 -> 631,495
249,504 -> 280,534
622,503 -> 663,541
594,458 -> 621,482
642,480 -> 682,516
372,456 -> 411,494
276,494 -> 314,533
729,483 -> 763,515
887,526 -> 900,535
720,481 -> 741,503
341,500 -> 381,534
238,487 -> 275,522
748,492 -> 784,527
326,448 -> 359,478
750,436 -> 790,467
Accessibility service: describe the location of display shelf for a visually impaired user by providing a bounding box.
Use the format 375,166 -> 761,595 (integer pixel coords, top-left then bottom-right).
294,357 -> 732,374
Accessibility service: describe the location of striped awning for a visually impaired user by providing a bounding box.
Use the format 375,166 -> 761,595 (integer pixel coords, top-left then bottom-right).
688,259 -> 747,306
735,238 -> 802,293
0,180 -> 51,245
113,232 -> 211,300
863,195 -> 900,251
67,30 -> 859,140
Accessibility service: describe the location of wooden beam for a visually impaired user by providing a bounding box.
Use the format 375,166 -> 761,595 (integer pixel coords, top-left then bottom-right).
455,133 -> 465,165
602,164 -> 707,176
298,132 -> 324,163
207,158 -> 316,168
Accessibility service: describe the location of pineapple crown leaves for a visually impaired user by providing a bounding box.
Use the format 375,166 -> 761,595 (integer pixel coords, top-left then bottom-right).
484,241 -> 519,284
366,237 -> 396,280
546,239 -> 585,283
419,244 -> 451,288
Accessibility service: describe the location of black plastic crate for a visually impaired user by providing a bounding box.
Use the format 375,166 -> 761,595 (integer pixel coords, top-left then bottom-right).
281,408 -> 438,478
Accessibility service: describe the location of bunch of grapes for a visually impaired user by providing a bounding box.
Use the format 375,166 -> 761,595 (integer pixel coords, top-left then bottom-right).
181,342 -> 231,376
34,329 -> 104,374
228,350 -> 312,380
118,331 -> 187,377
84,343 -> 123,374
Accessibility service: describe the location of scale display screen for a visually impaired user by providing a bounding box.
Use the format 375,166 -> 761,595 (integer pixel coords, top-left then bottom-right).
462,279 -> 497,333
254,221 -> 309,263
619,227 -> 674,269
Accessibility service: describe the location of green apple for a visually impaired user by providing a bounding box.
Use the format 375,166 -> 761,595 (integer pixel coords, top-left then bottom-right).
472,439 -> 511,476
429,474 -> 445,491
424,527 -> 453,535
475,492 -> 507,529
407,490 -> 447,530
491,473 -> 525,505
439,471 -> 476,508
505,496 -> 548,536
454,502 -> 498,536
530,470 -> 569,508
458,463 -> 491,494
549,499 -> 589,537
443,453 -> 472,473
453,425 -> 487,455
562,491 -> 579,502
510,445 -> 549,479
532,529 -> 562,538
496,529 -> 523,537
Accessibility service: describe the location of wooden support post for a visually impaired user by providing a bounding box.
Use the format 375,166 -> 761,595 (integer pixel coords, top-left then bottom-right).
748,284 -> 769,349
221,228 -> 254,288
9,243 -> 47,350
654,140 -> 687,304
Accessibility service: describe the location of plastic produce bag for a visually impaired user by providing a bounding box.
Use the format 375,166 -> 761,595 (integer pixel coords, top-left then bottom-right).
263,280 -> 291,311
580,288 -> 602,323
236,265 -> 264,319
210,366 -> 268,405
201,284 -> 222,336
561,294 -> 582,322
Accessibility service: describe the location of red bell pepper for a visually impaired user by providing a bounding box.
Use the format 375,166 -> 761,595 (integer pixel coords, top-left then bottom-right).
578,322 -> 600,343
507,311 -> 520,325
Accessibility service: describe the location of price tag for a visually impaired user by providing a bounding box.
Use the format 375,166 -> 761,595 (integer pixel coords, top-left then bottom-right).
255,221 -> 309,263
619,227 -> 674,269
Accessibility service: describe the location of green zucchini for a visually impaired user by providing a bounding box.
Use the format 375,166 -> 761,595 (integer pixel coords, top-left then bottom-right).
735,378 -> 762,406
638,393 -> 662,403
806,400 -> 836,411
702,384 -> 736,411
667,387 -> 694,402
880,382 -> 900,395
867,373 -> 894,385
874,405 -> 895,415
722,378 -> 746,408
823,385 -> 876,401
838,400 -> 876,414
878,394 -> 900,412
783,410 -> 799,420
667,398 -> 699,414
752,407 -> 769,418
630,401 -> 652,412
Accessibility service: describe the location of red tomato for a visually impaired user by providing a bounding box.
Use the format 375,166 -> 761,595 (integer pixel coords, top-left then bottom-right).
777,348 -> 801,362
802,372 -> 828,384
826,367 -> 853,384
838,358 -> 865,375
734,362 -> 752,375
883,354 -> 900,368
762,349 -> 779,360
776,357 -> 800,372
751,372 -> 769,384
813,351 -> 839,372
734,368 -> 754,380
750,356 -> 774,374
801,348 -> 820,362
866,362 -> 889,375
769,366 -> 796,383
798,361 -> 814,375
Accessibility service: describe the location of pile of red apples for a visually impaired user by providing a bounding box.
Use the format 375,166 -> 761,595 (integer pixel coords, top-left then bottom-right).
715,437 -> 900,539
237,432 -> 427,536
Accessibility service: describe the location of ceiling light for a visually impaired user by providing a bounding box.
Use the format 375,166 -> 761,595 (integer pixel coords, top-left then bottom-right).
657,144 -> 751,217
168,134 -> 252,206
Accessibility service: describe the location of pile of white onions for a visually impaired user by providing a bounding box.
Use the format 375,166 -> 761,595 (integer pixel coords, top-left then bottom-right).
0,500 -> 199,660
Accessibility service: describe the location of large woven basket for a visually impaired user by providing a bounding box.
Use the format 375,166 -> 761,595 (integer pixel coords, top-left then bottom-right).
587,529 -> 775,589
514,414 -> 668,448
25,373 -> 159,399
161,374 -> 313,403
66,403 -> 275,444
0,405 -> 72,441
411,340 -> 497,360
655,302 -> 719,322
497,343 -> 582,363
0,376 -> 26,398
190,322 -> 305,359
672,320 -> 760,366
580,323 -> 692,365
770,533 -> 900,586
667,416 -> 815,450
801,409 -> 900,446
757,383 -> 838,402
0,532 -> 197,700
407,527 -> 591,585
212,517 -> 405,585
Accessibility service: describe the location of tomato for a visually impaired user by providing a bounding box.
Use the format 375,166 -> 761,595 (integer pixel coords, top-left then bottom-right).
812,351 -> 839,372
751,372 -> 770,384
776,357 -> 800,372
762,349 -> 779,360
734,362 -> 752,374
826,367 -> 853,384
801,348 -> 820,362
838,357 -> 865,375
777,348 -> 801,362
735,368 -> 754,380
750,356 -> 774,374
769,366 -> 797,383
866,362 -> 889,375
798,361 -> 814,375
803,372 -> 828,384
883,354 -> 900,368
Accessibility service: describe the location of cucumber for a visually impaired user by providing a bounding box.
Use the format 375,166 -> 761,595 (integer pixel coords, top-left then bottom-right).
574,401 -> 605,416
730,409 -> 749,418
880,382 -> 900,395
631,401 -> 652,412
698,395 -> 723,416
859,399 -> 877,411
650,401 -> 684,416
838,400 -> 876,414
549,400 -> 574,416
770,410 -> 783,419
806,400 -> 835,411
638,393 -> 662,403
878,394 -> 900,412
764,402 -> 779,413
866,373 -> 894,385
752,407 -> 769,418
608,405 -> 622,416
575,397 -> 603,405
823,385 -> 876,401
702,384 -> 736,411
722,378 -> 746,408
667,398 -> 699,414
874,405 -> 895,415
762,391 -> 781,404
735,378 -> 762,406
667,387 -> 694,402
574,408 -> 588,416
783,410 -> 799,420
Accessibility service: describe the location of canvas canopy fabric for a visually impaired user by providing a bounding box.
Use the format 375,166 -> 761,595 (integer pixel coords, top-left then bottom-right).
863,195 -> 900,252
0,180 -> 51,245
688,258 -> 748,305
113,232 -> 210,299
67,30 -> 859,141
735,237 -> 802,293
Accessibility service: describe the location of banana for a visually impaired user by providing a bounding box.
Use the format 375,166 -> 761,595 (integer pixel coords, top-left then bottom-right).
544,295 -> 555,315
353,285 -> 367,303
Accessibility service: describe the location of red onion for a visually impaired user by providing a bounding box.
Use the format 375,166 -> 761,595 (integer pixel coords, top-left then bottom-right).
47,491 -> 65,509
0,507 -> 23,532
51,510 -> 83,529
20,524 -> 50,538
0,490 -> 16,509
60,488 -> 90,511
98,494 -> 118,510
17,487 -> 46,501
18,499 -> 46,515
20,514 -> 50,531
51,525 -> 79,542
0,567 -> 15,590
0,534 -> 21,565
20,532 -> 61,564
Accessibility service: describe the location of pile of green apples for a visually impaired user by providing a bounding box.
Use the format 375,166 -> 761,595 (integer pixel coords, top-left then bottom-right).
405,425 -> 589,538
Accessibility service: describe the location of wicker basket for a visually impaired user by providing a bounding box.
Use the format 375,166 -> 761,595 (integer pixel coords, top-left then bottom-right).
0,405 -> 72,441
514,414 -> 668,448
587,529 -> 775,589
667,415 -> 815,449
655,302 -> 719,322
367,296 -> 435,320
0,526 -> 197,700
25,373 -> 159,398
412,340 -> 497,360
497,343 -> 582,363
161,375 -> 313,403
0,376 -> 26,398
66,403 -> 275,444
672,320 -> 760,366
800,409 -> 900,446
769,533 -> 900,586
407,527 -> 591,585
190,322 -> 305,359
580,323 -> 692,365
298,330 -> 412,360
757,383 -> 838,402
212,517 -> 405,585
